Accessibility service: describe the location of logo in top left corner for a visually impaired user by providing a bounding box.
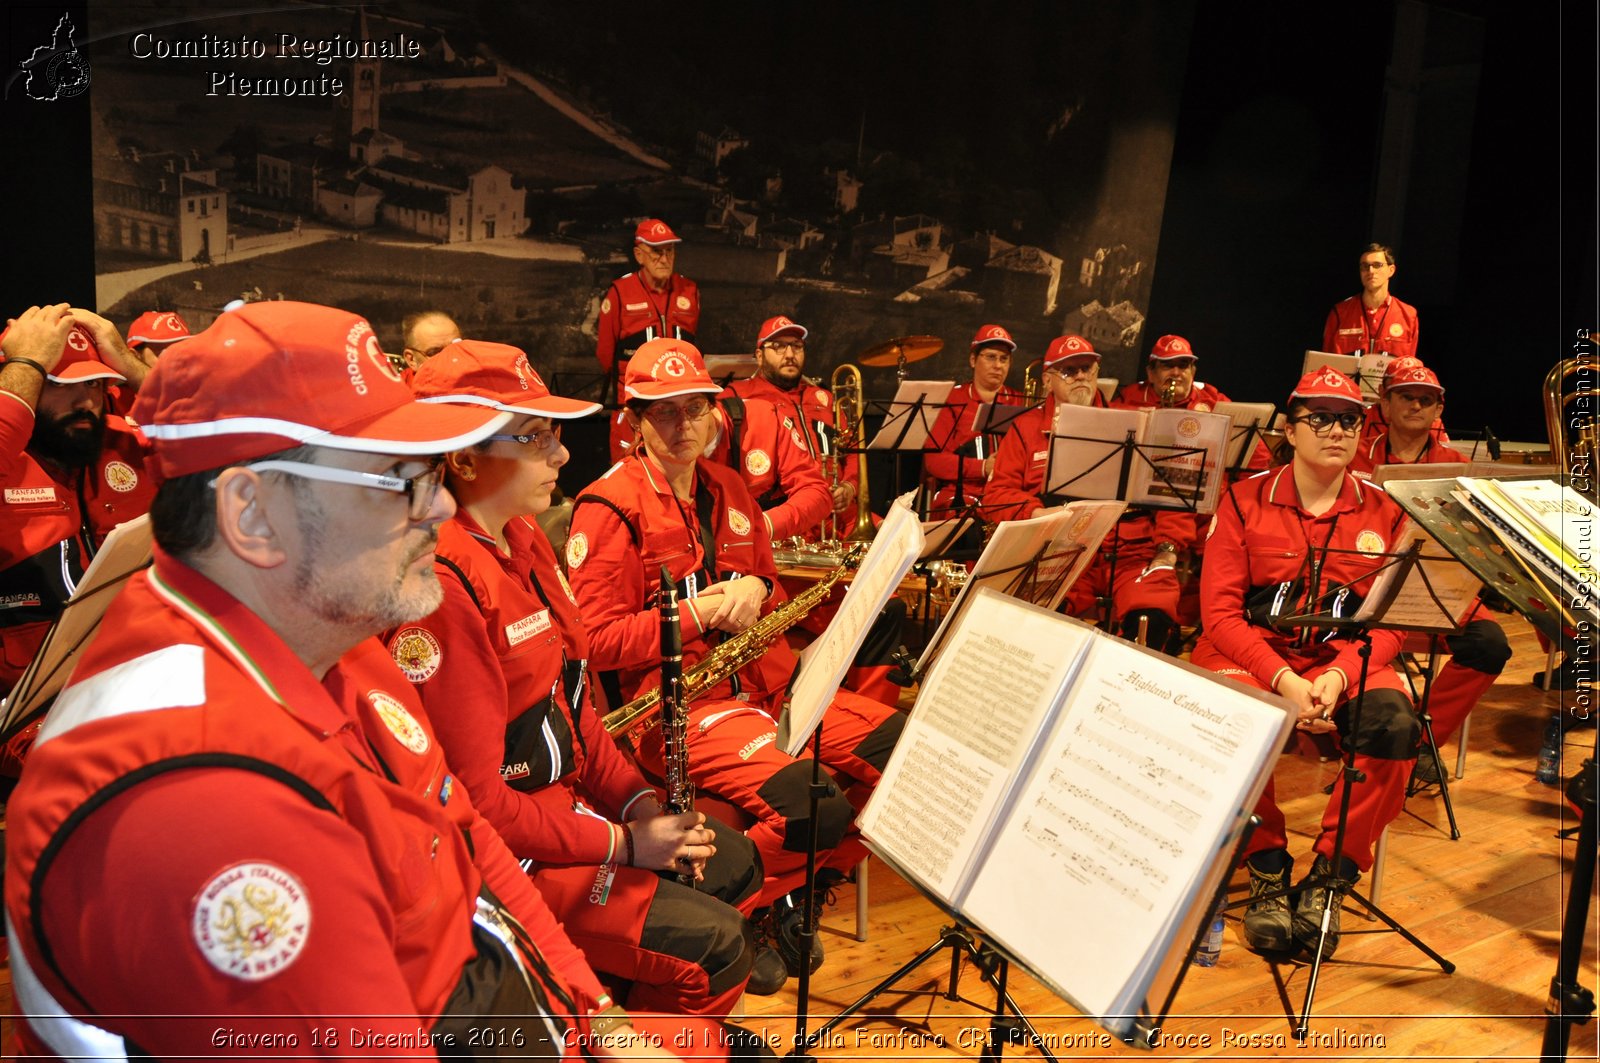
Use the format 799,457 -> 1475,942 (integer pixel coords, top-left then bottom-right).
15,14 -> 91,102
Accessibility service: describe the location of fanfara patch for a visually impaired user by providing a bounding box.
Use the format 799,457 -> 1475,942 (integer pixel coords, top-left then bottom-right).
1389,322 -> 1405,338
389,626 -> 442,683
727,508 -> 752,535
103,460 -> 139,493
567,531 -> 590,569
675,295 -> 692,311
505,609 -> 552,646
555,566 -> 579,604
745,449 -> 772,476
191,862 -> 311,982
1194,402 -> 1213,413
369,690 -> 430,754
1355,529 -> 1387,557
1176,416 -> 1201,439
600,296 -> 612,316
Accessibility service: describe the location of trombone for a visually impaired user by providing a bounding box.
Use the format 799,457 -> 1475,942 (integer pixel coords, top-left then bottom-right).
828,363 -> 875,543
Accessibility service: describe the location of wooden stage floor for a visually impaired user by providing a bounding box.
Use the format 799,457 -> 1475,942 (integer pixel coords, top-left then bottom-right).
1,614 -> 1594,1060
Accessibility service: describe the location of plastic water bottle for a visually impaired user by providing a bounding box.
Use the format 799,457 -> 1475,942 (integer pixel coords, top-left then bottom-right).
1536,715 -> 1564,786
1192,909 -> 1225,967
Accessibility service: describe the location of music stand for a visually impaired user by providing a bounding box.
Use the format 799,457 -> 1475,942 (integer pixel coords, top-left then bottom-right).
1272,543 -> 1457,1038
862,381 -> 955,508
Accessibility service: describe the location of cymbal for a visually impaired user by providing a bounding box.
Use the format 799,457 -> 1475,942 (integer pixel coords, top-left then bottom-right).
858,335 -> 943,367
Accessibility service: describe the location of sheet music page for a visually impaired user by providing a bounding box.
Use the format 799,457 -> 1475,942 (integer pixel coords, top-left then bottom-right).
1126,408 -> 1229,514
1212,401 -> 1275,468
4,515 -> 154,729
1351,519 -> 1484,629
866,380 -> 954,451
968,400 -> 1032,436
913,500 -> 1123,673
779,501 -> 924,755
959,632 -> 1291,1020
859,589 -> 1094,900
1046,404 -> 1146,500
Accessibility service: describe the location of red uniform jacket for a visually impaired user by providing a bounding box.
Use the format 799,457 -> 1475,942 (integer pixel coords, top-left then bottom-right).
1349,429 -> 1467,477
1322,295 -> 1420,359
1197,466 -> 1409,693
923,381 -> 1025,514
4,550 -> 607,1058
567,454 -> 794,709
724,375 -> 860,510
388,515 -> 656,867
0,391 -> 155,692
705,396 -> 832,541
595,271 -> 701,396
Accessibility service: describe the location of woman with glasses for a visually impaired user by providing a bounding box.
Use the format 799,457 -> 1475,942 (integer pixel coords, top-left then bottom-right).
567,339 -> 905,985
1191,367 -> 1418,959
387,340 -> 783,1013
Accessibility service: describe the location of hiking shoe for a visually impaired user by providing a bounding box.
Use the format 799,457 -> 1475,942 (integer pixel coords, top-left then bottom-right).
1241,852 -> 1295,953
744,945 -> 788,996
765,897 -> 824,977
1293,854 -> 1356,958
1410,746 -> 1443,787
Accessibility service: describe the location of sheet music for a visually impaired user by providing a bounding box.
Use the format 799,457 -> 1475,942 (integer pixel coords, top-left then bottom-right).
1211,401 -> 1275,469
779,500 -> 924,755
961,634 -> 1291,1020
1351,519 -> 1484,631
3,515 -> 154,732
1046,404 -> 1146,500
866,379 -> 954,451
860,590 -> 1094,899
1125,408 -> 1229,514
914,500 -> 1124,673
968,400 -> 1031,436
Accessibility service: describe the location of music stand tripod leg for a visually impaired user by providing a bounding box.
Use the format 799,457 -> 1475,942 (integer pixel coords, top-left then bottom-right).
790,723 -> 832,1061
1407,634 -> 1461,840
1540,747 -> 1599,1062
1295,630 -> 1454,1042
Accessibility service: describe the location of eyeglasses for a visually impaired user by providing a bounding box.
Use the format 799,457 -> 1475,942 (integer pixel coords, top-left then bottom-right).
974,351 -> 1012,364
1153,359 -> 1196,371
642,398 -> 713,426
762,340 -> 805,355
638,245 -> 677,259
234,457 -> 447,521
1290,411 -> 1363,434
486,426 -> 563,452
1046,362 -> 1098,379
1387,391 -> 1440,408
1359,261 -> 1391,272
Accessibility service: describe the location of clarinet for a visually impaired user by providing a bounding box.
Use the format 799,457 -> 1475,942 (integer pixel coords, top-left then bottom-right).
657,566 -> 694,886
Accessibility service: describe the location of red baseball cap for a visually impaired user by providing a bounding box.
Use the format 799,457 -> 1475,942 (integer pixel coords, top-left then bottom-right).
1042,334 -> 1098,370
635,219 -> 681,247
624,338 -> 721,401
127,310 -> 191,349
1379,355 -> 1426,392
132,301 -> 510,481
970,324 -> 1016,352
0,323 -> 126,384
1289,366 -> 1365,409
756,315 -> 808,346
1149,334 -> 1196,361
1385,365 -> 1443,394
412,339 -> 601,419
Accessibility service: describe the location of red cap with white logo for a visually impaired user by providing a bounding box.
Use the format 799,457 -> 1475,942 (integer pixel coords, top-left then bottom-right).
635,219 -> 681,247
1289,366 -> 1365,409
1385,365 -> 1443,394
132,301 -> 510,481
970,324 -> 1016,352
127,310 -> 192,349
0,323 -> 126,384
413,339 -> 602,419
1149,334 -> 1196,361
1042,334 -> 1098,370
623,338 -> 721,401
756,315 -> 808,347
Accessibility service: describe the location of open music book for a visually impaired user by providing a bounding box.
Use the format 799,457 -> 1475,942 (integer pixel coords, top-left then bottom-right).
1048,404 -> 1229,513
1451,477 -> 1598,620
863,589 -> 1293,1042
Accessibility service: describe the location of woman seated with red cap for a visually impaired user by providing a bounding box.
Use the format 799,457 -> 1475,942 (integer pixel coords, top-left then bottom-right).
388,340 -> 784,1010
1191,366 -> 1418,959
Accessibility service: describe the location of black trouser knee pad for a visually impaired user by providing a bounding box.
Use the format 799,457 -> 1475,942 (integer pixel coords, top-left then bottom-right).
698,814 -> 763,909
757,759 -> 858,852
1339,689 -> 1420,759
638,880 -> 755,996
1447,618 -> 1512,675
851,709 -> 907,775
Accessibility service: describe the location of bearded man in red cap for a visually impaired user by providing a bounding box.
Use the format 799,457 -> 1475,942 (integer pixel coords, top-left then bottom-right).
4,301 -> 767,1061
599,219 -> 702,461
0,304 -> 154,698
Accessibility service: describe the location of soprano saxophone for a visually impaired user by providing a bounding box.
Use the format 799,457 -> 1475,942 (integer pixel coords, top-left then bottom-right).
602,546 -> 867,744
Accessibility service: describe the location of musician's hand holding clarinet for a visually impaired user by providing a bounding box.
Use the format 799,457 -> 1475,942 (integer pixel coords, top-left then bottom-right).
625,809 -> 718,881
